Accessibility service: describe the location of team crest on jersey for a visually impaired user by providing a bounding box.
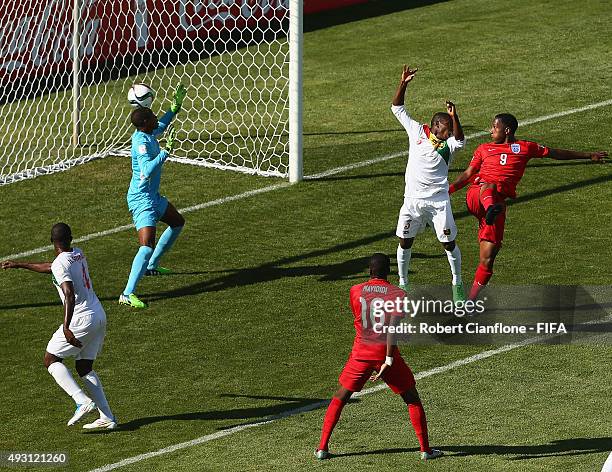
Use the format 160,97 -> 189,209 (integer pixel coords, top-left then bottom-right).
510,143 -> 521,154
443,228 -> 451,235
138,144 -> 147,155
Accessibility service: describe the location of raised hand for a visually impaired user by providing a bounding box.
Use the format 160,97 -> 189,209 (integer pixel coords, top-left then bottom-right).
446,100 -> 457,117
400,65 -> 418,85
171,84 -> 187,113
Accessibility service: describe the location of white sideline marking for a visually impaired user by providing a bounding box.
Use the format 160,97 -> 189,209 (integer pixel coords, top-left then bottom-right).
88,336 -> 543,472
1,184 -> 291,260
305,98 -> 612,180
3,98 -> 612,262
519,99 -> 612,127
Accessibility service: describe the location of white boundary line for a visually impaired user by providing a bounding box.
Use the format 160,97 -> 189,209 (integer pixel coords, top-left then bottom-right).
3,98 -> 612,262
88,336 -> 544,472
90,310 -> 612,471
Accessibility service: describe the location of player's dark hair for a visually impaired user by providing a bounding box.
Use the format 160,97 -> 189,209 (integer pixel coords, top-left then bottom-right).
131,107 -> 154,129
430,112 -> 452,129
495,113 -> 518,134
369,253 -> 391,279
51,222 -> 72,247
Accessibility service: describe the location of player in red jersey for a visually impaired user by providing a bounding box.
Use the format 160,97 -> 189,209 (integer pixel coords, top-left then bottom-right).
449,113 -> 608,299
315,253 -> 443,462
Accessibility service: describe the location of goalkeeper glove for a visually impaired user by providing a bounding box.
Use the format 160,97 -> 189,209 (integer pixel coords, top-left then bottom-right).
166,128 -> 177,153
170,84 -> 187,113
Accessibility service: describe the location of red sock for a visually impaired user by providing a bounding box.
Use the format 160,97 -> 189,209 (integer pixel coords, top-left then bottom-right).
469,263 -> 493,299
479,187 -> 496,210
318,397 -> 346,451
408,402 -> 430,453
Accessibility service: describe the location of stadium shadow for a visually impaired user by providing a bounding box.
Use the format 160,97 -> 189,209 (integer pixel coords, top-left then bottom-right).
333,437 -> 612,459
90,394 -> 358,433
143,172 -> 612,302
144,246 -> 444,302
304,0 -> 451,33
452,437 -> 612,460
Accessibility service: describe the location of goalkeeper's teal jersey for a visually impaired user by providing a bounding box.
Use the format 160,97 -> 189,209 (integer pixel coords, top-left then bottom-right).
127,111 -> 175,210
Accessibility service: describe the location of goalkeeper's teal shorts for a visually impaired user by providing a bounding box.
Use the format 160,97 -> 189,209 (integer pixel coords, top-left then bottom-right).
130,195 -> 168,231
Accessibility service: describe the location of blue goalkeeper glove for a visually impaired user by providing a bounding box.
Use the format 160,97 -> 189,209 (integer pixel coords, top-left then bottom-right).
166,128 -> 177,154
170,84 -> 187,113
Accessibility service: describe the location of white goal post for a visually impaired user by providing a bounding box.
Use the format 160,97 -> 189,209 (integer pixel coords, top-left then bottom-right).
0,0 -> 303,185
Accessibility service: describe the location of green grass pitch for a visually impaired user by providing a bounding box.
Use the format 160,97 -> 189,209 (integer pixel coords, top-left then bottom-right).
1,0 -> 611,470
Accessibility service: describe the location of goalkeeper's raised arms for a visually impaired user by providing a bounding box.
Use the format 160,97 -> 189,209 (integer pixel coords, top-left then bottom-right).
170,84 -> 187,113
166,128 -> 177,154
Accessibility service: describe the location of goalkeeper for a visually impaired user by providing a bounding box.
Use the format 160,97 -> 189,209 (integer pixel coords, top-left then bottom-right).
119,85 -> 187,309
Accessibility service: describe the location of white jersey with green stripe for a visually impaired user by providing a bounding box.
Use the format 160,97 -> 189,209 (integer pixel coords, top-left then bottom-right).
392,105 -> 465,200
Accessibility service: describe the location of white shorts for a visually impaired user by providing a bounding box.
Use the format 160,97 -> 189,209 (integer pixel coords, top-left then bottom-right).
396,197 -> 457,242
46,312 -> 107,361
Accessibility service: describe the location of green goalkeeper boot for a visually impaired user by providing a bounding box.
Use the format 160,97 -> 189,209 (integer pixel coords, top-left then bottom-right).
145,267 -> 172,276
119,293 -> 147,309
452,283 -> 466,303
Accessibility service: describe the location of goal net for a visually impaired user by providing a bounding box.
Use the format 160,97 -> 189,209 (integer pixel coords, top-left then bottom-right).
0,0 -> 299,185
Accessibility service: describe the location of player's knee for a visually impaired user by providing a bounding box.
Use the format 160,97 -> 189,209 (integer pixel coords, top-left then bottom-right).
443,240 -> 456,251
173,214 -> 185,228
400,387 -> 421,405
479,246 -> 499,269
43,352 -> 61,369
140,238 -> 155,249
399,238 -> 414,249
479,254 -> 495,269
75,360 -> 93,377
334,387 -> 353,403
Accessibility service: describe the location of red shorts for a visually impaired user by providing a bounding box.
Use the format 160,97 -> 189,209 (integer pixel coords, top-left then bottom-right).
339,351 -> 416,394
466,184 -> 506,245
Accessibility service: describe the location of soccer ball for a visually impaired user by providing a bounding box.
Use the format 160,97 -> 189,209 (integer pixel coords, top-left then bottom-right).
128,83 -> 155,108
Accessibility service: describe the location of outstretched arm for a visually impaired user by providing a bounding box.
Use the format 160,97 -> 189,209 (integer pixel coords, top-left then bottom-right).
446,101 -> 464,142
549,148 -> 608,162
392,65 -> 418,106
1,260 -> 51,273
152,111 -> 175,137
449,165 -> 478,194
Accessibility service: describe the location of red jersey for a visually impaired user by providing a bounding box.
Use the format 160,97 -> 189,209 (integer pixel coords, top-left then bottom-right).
470,140 -> 550,198
348,278 -> 406,360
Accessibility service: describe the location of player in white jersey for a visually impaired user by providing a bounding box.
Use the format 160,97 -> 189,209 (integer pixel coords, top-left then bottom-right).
1,223 -> 116,429
391,66 -> 466,302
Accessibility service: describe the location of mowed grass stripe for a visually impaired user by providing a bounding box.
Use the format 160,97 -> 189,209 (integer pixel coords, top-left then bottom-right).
88,335 -> 546,472
3,98 -> 611,262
